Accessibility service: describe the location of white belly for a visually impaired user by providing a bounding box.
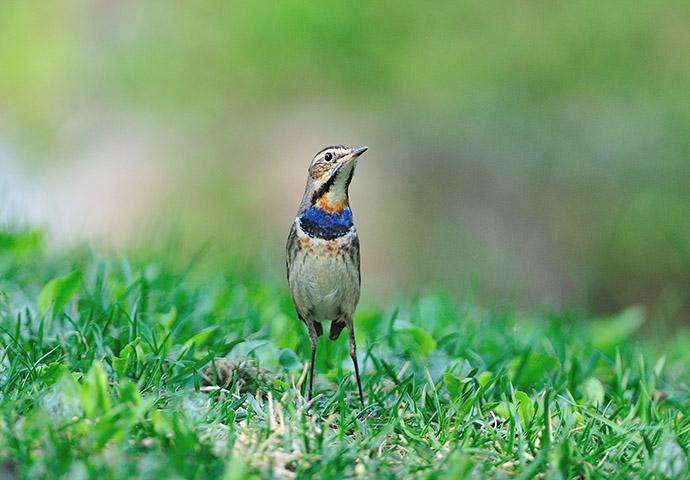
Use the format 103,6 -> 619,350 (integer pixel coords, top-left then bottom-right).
289,233 -> 359,321
303,252 -> 350,317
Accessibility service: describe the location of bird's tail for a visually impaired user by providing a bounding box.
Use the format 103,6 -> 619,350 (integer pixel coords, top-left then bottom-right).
329,321 -> 346,340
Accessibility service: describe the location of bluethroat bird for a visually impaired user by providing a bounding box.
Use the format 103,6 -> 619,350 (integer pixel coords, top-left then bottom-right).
286,145 -> 368,406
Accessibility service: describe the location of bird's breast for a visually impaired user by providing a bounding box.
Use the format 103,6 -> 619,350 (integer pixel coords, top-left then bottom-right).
289,224 -> 360,321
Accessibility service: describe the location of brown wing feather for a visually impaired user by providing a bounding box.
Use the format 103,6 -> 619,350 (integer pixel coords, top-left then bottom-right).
286,222 -> 298,283
286,222 -> 323,336
351,234 -> 361,287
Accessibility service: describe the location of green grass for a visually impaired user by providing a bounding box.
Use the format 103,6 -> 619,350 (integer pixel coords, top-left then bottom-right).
0,230 -> 689,479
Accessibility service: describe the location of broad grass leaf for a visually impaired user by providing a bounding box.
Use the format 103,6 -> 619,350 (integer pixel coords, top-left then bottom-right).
515,390 -> 534,426
401,326 -> 437,356
38,362 -> 69,386
113,339 -> 144,378
112,356 -> 128,379
493,401 -> 510,419
81,360 -> 111,418
38,270 -> 82,316
511,352 -> 557,386
444,372 -> 463,397
119,379 -> 143,408
478,371 -> 493,387
182,326 -> 220,351
590,305 -> 645,352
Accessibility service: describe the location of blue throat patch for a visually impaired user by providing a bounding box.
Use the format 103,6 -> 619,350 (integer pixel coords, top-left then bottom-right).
299,206 -> 353,240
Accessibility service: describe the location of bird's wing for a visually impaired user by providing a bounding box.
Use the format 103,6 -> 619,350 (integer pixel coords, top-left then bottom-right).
286,222 -> 314,329
351,234 -> 361,287
286,221 -> 298,283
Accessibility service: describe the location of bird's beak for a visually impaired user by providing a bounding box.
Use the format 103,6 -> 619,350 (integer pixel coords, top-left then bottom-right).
349,146 -> 368,158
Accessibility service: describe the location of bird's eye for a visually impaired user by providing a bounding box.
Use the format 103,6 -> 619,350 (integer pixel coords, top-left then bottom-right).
324,152 -> 333,161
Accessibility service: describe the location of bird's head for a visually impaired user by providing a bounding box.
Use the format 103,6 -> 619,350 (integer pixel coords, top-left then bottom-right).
299,145 -> 368,214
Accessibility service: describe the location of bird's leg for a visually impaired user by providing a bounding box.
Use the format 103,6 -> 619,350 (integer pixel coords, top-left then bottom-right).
307,324 -> 318,403
348,321 -> 365,407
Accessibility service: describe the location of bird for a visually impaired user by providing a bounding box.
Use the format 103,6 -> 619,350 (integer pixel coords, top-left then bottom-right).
286,145 -> 368,407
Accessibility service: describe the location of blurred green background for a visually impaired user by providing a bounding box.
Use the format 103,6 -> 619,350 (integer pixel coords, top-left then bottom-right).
1,1 -> 689,319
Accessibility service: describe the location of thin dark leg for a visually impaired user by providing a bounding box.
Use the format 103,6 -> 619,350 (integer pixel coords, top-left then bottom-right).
348,324 -> 365,407
308,343 -> 316,401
